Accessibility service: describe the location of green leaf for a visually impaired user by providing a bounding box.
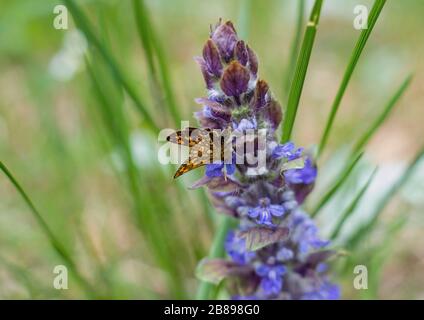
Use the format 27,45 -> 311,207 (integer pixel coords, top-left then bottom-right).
63,0 -> 159,133
330,167 -> 378,240
281,0 -> 323,143
351,75 -> 412,155
239,227 -> 290,251
311,152 -> 364,217
346,145 -> 424,249
317,0 -> 387,157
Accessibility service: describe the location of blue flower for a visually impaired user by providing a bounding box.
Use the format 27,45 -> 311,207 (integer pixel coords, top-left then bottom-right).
247,197 -> 285,226
284,158 -> 317,185
233,118 -> 257,131
301,282 -> 340,300
255,264 -> 286,296
291,211 -> 330,254
276,247 -> 294,262
205,162 -> 236,178
272,142 -> 303,160
225,231 -> 256,264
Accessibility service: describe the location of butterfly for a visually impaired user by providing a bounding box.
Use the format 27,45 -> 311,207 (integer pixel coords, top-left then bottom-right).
167,127 -> 233,179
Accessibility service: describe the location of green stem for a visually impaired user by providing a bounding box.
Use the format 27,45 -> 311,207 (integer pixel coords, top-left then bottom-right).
195,216 -> 235,300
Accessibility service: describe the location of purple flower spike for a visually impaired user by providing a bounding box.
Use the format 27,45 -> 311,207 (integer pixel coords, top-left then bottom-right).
179,20 -> 340,300
220,61 -> 250,98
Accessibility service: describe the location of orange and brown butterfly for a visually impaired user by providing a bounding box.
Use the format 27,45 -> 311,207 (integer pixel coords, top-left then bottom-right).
166,127 -> 233,179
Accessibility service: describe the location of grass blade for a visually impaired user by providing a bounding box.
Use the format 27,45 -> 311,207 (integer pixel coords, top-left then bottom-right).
281,0 -> 323,143
132,0 -> 164,116
311,152 -> 364,217
132,0 -> 181,126
86,59 -> 188,298
63,0 -> 159,133
330,167 -> 378,240
283,0 -> 305,98
237,0 -> 254,40
351,75 -> 412,155
317,0 -> 387,157
0,161 -> 96,297
346,145 -> 424,249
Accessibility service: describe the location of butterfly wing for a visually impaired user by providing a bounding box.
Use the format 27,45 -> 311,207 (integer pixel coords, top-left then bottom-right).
174,159 -> 206,179
173,130 -> 214,179
166,127 -> 211,147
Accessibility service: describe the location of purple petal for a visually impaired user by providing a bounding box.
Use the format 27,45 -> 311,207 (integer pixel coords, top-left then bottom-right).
284,158 -> 317,185
203,39 -> 223,77
246,45 -> 258,76
194,109 -> 223,129
225,163 -> 236,175
206,163 -> 224,177
252,79 -> 269,109
195,98 -> 232,121
258,209 -> 272,225
248,207 -> 261,219
276,248 -> 294,261
211,21 -> 238,62
194,56 -> 214,89
255,264 -> 270,277
235,118 -> 257,131
272,142 -> 295,159
261,99 -> 282,130
273,143 -> 303,161
235,40 -> 248,66
269,204 -> 285,217
220,61 -> 250,97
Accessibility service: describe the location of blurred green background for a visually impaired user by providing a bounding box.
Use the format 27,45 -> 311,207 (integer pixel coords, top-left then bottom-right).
0,0 -> 423,299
